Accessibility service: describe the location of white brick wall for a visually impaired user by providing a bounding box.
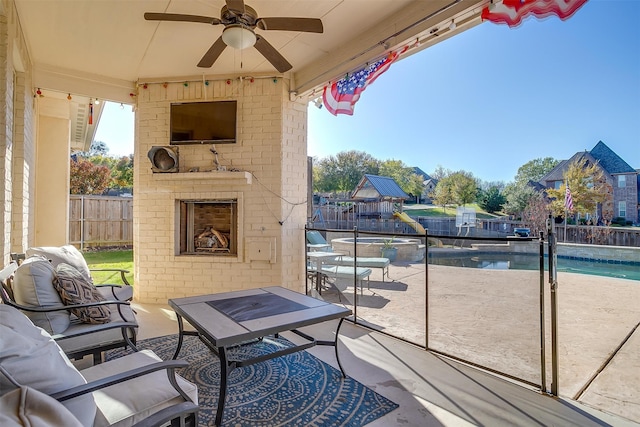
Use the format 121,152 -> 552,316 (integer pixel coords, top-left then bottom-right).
1,0 -> 36,263
134,78 -> 308,303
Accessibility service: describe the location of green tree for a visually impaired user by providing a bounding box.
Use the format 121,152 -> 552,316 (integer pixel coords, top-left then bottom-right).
503,182 -> 538,218
477,186 -> 506,213
429,176 -> 454,212
430,164 -> 451,181
70,158 -> 110,194
545,157 -> 611,220
449,171 -> 477,206
514,157 -> 559,185
379,159 -> 424,202
87,140 -> 109,157
313,150 -> 379,193
430,170 -> 477,210
111,155 -> 134,188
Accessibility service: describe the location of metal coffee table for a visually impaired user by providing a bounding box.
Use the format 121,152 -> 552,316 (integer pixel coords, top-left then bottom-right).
168,286 -> 352,426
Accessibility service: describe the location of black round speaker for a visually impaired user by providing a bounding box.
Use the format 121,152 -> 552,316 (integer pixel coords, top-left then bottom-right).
148,146 -> 179,173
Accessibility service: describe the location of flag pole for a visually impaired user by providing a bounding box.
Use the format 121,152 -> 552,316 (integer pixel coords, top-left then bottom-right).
564,207 -> 567,242
564,179 -> 568,242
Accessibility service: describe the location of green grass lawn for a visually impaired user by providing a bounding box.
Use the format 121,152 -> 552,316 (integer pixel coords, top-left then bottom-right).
83,250 -> 134,286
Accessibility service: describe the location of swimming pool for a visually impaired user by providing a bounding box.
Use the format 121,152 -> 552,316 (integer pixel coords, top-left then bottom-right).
428,253 -> 640,281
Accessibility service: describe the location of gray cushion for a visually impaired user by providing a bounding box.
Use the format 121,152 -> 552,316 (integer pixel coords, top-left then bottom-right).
53,263 -> 111,324
81,349 -> 198,427
0,386 -> 84,427
96,284 -> 134,302
0,305 -> 96,426
54,303 -> 137,357
26,245 -> 92,284
12,256 -> 70,334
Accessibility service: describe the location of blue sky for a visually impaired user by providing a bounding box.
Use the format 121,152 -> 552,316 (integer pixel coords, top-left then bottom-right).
309,0 -> 640,182
97,0 -> 639,183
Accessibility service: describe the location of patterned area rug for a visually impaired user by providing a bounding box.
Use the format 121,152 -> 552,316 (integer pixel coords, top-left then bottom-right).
106,334 -> 398,426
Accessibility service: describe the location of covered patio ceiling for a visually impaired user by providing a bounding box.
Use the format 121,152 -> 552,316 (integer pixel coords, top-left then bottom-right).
15,0 -> 486,103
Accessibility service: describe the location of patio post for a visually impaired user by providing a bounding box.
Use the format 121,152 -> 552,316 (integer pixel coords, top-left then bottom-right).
353,226 -> 358,320
424,228 -> 429,350
547,216 -> 559,396
539,231 -> 546,392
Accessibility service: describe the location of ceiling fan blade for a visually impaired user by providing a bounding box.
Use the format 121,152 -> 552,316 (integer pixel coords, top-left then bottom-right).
144,12 -> 221,25
257,17 -> 323,33
197,37 -> 227,68
254,36 -> 292,73
225,0 -> 246,14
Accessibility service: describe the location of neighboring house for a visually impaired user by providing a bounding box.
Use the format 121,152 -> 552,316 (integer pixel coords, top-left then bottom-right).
539,141 -> 638,223
351,174 -> 409,218
411,167 -> 438,204
638,170 -> 640,221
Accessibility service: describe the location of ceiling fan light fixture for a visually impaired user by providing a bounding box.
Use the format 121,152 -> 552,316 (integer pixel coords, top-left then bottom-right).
222,24 -> 256,50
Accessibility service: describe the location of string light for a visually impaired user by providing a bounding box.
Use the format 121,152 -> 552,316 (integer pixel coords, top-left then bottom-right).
94,98 -> 100,105
36,88 -> 43,97
67,93 -> 72,100
143,83 -> 148,89
120,103 -> 124,110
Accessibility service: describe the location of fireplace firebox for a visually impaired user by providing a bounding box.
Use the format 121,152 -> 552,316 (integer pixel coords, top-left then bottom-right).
178,199 -> 237,256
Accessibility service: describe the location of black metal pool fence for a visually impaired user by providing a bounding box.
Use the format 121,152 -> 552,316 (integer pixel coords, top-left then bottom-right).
305,224 -> 561,396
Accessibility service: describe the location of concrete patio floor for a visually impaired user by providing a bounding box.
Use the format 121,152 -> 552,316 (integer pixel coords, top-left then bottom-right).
125,263 -> 639,426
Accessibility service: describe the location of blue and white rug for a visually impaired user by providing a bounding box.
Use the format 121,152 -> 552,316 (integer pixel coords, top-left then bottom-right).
106,334 -> 398,426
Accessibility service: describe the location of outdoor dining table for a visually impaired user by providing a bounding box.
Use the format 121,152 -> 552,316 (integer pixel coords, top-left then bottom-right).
168,286 -> 352,426
306,251 -> 343,294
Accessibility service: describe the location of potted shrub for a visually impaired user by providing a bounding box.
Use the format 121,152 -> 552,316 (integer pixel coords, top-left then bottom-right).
380,238 -> 398,261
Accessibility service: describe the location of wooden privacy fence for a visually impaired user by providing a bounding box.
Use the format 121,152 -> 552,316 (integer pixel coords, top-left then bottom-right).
69,195 -> 133,249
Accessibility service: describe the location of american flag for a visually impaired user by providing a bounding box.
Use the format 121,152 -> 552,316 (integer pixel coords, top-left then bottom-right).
323,46 -> 407,116
481,0 -> 588,28
565,184 -> 574,212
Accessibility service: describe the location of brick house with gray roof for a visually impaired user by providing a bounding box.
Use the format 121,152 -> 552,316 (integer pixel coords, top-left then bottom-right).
539,141 -> 639,223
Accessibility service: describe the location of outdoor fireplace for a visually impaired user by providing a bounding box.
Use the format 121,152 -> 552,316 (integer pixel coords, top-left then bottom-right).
178,199 -> 237,256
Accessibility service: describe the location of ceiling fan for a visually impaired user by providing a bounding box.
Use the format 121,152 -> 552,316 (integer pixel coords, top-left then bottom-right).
144,0 -> 323,72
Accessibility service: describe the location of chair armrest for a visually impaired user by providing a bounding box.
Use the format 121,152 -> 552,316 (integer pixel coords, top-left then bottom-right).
50,360 -> 189,402
2,298 -> 137,325
131,401 -> 198,427
3,298 -> 131,313
90,268 -> 131,286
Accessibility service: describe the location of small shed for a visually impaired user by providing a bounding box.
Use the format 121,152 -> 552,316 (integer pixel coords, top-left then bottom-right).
351,174 -> 409,218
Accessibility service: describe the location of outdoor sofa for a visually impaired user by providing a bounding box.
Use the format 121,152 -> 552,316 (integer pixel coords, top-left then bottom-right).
0,304 -> 198,427
1,249 -> 138,364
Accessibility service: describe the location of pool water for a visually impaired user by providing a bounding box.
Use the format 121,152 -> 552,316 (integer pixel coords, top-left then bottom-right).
428,253 -> 640,281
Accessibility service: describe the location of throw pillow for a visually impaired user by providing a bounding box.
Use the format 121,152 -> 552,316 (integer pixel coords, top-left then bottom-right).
12,255 -> 70,334
53,263 -> 111,324
0,386 -> 84,427
26,245 -> 93,285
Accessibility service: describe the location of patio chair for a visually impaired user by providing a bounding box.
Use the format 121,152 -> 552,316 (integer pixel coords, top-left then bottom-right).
25,245 -> 133,301
0,304 -> 198,427
306,230 -> 333,251
306,231 -> 391,281
1,258 -> 138,365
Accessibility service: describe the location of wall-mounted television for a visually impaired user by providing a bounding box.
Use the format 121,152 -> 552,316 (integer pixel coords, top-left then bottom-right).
170,100 -> 237,145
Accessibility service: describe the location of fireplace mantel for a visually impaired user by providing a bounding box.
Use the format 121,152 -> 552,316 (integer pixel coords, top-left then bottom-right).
152,171 -> 252,184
